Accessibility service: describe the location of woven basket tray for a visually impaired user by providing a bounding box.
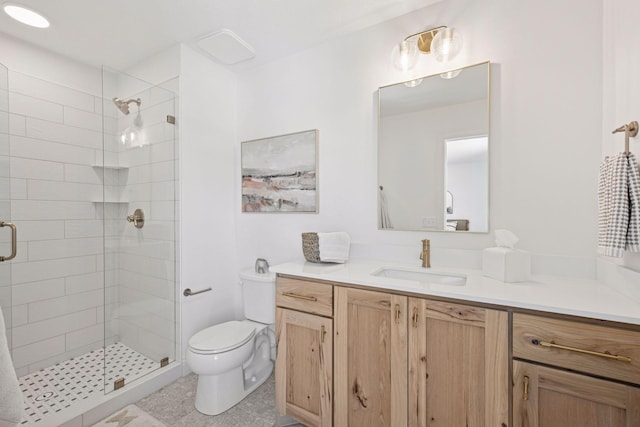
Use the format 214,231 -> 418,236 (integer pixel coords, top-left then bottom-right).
301,232 -> 321,263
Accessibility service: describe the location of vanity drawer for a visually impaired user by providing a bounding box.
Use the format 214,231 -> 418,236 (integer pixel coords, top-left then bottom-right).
276,277 -> 333,318
513,313 -> 640,384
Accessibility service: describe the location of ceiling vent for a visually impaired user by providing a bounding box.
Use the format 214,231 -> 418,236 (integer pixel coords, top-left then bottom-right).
195,29 -> 256,65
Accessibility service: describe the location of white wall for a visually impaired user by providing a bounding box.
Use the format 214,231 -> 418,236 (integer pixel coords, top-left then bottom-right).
447,154 -> 488,231
602,0 -> 640,271
0,34 -> 101,96
178,45 -> 241,369
236,0 -> 603,277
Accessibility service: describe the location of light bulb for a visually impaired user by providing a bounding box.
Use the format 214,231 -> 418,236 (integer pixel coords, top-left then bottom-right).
431,28 -> 462,63
404,78 -> 423,88
440,69 -> 462,79
391,40 -> 418,72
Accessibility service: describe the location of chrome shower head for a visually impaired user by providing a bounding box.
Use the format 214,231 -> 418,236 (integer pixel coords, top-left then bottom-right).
112,97 -> 141,115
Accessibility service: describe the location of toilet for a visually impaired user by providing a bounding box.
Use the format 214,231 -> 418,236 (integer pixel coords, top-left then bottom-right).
186,268 -> 276,415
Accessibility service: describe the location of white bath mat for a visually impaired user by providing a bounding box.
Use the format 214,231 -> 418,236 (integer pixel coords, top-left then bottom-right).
92,404 -> 166,427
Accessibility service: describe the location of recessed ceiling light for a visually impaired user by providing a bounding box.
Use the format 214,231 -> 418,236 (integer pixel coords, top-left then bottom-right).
3,3 -> 50,28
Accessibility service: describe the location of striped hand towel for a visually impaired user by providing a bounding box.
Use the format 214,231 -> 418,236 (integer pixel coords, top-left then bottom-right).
627,153 -> 640,252
598,153 -> 640,256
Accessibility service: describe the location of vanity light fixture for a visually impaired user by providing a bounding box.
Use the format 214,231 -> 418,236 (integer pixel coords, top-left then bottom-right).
404,78 -> 423,88
440,69 -> 462,79
391,26 -> 462,72
3,3 -> 50,28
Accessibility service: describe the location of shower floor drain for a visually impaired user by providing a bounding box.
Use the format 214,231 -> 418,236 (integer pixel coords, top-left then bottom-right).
33,392 -> 55,402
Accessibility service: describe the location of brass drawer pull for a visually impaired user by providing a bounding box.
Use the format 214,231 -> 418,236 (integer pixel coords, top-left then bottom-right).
523,375 -> 529,401
282,292 -> 317,302
321,325 -> 326,344
412,307 -> 419,328
395,304 -> 401,324
533,339 -> 632,363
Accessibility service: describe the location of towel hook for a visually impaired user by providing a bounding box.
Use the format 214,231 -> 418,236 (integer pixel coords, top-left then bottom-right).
612,120 -> 638,154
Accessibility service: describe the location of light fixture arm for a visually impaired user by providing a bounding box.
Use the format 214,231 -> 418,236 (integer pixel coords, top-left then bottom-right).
402,26 -> 447,54
123,98 -> 141,107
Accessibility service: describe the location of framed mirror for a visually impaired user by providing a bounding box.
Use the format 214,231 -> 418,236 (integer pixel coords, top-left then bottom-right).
377,61 -> 490,232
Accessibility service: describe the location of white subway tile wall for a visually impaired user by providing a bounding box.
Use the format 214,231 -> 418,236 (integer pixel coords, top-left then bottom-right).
6,70 -> 177,376
107,83 -> 177,364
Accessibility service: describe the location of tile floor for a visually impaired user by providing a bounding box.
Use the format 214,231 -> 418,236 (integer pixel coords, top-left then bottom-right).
136,373 -> 302,427
19,343 -> 158,425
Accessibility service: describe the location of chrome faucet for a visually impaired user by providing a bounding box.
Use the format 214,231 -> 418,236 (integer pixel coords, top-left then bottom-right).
420,239 -> 431,268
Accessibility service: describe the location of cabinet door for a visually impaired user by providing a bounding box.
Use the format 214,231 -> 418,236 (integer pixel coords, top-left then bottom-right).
408,299 -> 509,427
276,308 -> 333,427
334,287 -> 408,427
513,361 -> 640,427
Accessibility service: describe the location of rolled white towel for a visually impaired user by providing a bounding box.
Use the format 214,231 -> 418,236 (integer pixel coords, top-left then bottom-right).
0,306 -> 22,426
318,232 -> 351,263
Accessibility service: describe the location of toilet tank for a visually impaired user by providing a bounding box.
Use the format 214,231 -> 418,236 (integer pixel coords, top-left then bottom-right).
240,268 -> 276,324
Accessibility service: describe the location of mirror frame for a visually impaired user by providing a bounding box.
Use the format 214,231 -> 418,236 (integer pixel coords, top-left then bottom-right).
377,61 -> 491,233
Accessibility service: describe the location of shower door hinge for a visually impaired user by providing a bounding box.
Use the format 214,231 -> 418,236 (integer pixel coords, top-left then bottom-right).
160,357 -> 169,368
114,378 -> 125,391
166,115 -> 176,125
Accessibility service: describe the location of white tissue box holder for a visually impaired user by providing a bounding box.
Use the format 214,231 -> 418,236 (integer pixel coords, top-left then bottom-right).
482,247 -> 531,283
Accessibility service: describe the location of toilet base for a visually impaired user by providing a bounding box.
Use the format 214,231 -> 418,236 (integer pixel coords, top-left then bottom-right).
194,360 -> 274,415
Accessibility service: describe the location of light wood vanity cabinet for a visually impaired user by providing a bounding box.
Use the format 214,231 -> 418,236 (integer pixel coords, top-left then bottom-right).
408,299 -> 509,427
275,277 -> 333,427
513,361 -> 640,427
276,276 -> 509,427
512,313 -> 640,427
276,274 -> 640,427
334,286 -> 408,427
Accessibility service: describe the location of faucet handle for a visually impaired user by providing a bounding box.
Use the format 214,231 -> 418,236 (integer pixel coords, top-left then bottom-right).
420,239 -> 431,268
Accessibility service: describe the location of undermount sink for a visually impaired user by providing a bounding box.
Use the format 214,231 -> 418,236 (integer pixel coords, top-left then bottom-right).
372,267 -> 467,286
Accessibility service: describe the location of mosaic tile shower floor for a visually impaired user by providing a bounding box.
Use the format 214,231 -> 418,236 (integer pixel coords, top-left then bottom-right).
18,342 -> 158,425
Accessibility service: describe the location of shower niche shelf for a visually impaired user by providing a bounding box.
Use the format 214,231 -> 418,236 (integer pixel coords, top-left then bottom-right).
92,164 -> 129,203
92,164 -> 129,171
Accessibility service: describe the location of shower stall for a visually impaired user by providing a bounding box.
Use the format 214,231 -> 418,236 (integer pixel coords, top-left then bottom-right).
0,62 -> 179,425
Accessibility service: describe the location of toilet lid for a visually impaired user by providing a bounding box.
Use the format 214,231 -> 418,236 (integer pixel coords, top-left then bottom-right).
189,320 -> 256,354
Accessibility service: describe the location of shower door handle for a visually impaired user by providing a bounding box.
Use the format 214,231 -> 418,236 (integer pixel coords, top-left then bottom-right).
0,221 -> 17,262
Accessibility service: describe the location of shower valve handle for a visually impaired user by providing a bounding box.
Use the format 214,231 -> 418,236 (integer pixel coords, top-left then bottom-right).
126,209 -> 145,229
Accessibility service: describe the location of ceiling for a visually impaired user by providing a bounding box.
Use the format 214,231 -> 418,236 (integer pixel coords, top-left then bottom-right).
0,0 -> 440,71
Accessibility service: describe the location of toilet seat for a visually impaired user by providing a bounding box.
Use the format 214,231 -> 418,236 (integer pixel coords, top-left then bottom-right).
189,320 -> 256,354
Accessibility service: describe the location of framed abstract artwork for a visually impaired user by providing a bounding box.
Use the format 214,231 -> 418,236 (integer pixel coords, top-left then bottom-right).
241,129 -> 318,213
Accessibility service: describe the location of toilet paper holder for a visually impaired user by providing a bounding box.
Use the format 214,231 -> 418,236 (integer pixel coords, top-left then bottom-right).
183,287 -> 212,297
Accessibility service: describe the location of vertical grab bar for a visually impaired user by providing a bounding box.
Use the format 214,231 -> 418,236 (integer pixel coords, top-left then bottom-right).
0,221 -> 17,262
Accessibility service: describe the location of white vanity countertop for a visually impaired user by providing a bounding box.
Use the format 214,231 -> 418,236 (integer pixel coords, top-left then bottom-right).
270,259 -> 640,326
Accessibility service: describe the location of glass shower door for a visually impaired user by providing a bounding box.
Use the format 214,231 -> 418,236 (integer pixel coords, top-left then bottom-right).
101,67 -> 177,393
0,62 -> 13,352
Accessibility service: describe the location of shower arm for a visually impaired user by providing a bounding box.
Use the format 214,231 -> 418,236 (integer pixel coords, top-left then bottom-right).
112,97 -> 142,115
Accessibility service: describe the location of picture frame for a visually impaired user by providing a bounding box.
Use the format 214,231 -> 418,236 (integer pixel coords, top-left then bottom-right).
241,129 -> 318,213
